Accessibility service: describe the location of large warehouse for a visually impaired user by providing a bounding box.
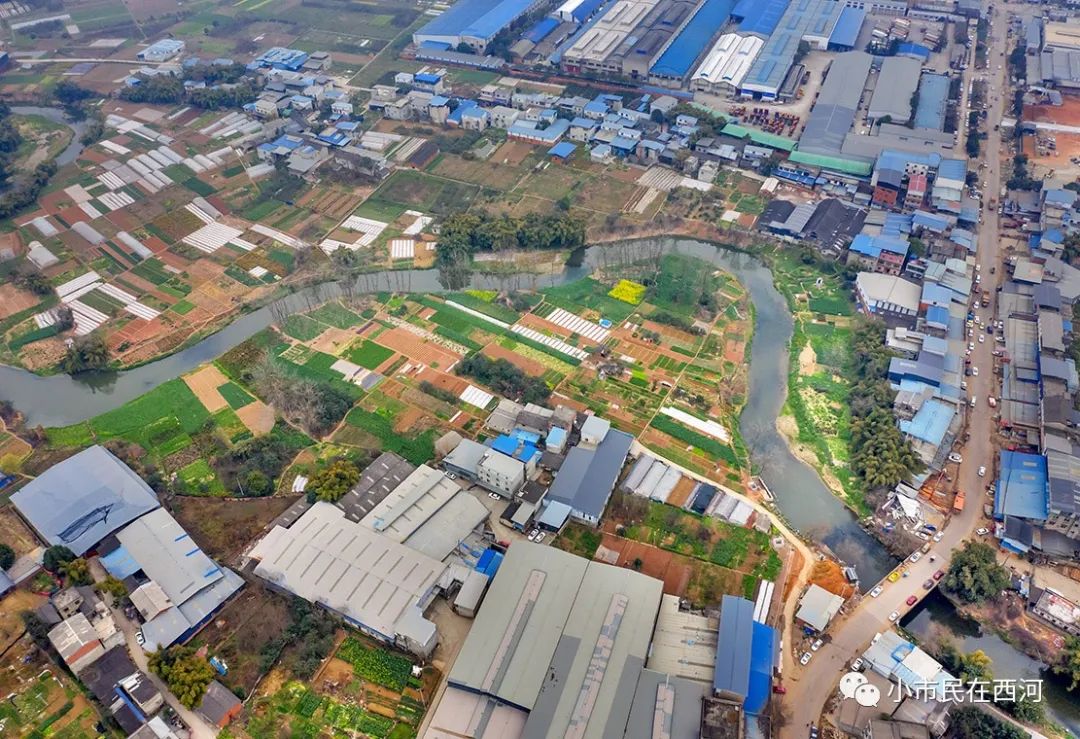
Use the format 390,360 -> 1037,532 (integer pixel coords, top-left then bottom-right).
413,0 -> 545,53
427,542 -> 669,738
691,33 -> 765,94
648,0 -> 738,83
739,0 -> 845,99
796,50 -> 873,156
12,445 -> 160,556
249,501 -> 449,657
867,56 -> 922,123
561,0 -> 700,78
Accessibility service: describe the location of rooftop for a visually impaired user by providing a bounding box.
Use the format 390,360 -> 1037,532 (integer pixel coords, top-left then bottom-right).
114,508 -> 222,605
12,445 -> 159,556
798,51 -> 872,155
249,502 -> 446,642
713,594 -> 754,698
995,451 -> 1049,522
868,56 -> 922,122
795,584 -> 844,631
546,429 -> 634,519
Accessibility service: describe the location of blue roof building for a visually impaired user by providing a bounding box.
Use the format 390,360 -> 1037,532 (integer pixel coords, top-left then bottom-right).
995,451 -> 1049,521
137,39 -> 185,62
925,305 -> 950,329
849,233 -> 910,260
914,73 -> 950,131
525,16 -> 559,43
828,6 -> 864,48
491,435 -> 520,457
896,42 -> 931,61
714,595 -> 754,704
912,210 -> 952,234
548,141 -> 577,159
545,429 -> 633,524
414,0 -> 538,52
899,398 -> 954,447
254,47 -> 309,71
447,99 -> 479,125
747,622 -> 778,715
736,0 -> 791,37
507,117 -> 570,144
650,0 -> 738,80
475,548 -> 504,577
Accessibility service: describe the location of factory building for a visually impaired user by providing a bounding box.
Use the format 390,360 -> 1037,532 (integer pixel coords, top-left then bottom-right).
414,0 -> 545,53
739,0 -> 845,99
690,33 -> 765,95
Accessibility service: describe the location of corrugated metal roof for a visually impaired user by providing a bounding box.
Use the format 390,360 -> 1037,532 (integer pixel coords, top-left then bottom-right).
797,51 -> 872,156
12,446 -> 160,556
995,451 -> 1049,521
737,0 -> 790,37
713,595 -> 754,697
788,150 -> 872,176
827,6 -> 863,47
546,430 -> 634,519
116,508 -> 223,605
416,0 -> 536,42
913,72 -> 950,131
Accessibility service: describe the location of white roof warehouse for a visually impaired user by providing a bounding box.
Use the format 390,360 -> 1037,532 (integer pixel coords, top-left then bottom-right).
248,501 -> 448,657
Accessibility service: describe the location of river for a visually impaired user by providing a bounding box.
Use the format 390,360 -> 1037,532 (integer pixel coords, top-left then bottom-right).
904,591 -> 1080,737
0,236 -> 894,583
10,106 -> 89,168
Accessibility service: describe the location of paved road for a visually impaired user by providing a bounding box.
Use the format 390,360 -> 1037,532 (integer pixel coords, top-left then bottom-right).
780,10 -> 1013,737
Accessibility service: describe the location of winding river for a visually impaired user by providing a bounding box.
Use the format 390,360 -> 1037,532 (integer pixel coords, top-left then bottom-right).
0,237 -> 894,583
10,106 -> 89,168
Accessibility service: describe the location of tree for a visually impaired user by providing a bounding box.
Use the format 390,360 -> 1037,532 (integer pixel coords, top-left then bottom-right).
309,460 -> 360,503
243,469 -> 273,497
1002,694 -> 1046,725
61,558 -> 92,586
13,268 -> 54,296
0,543 -> 14,570
958,649 -> 993,684
1056,637 -> 1080,691
149,646 -> 214,709
97,575 -> 127,600
943,541 -> 1011,604
60,332 -> 110,374
43,545 -> 76,573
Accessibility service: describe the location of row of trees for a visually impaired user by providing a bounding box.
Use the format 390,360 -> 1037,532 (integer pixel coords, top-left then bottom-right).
119,75 -> 257,111
436,212 -> 586,289
455,353 -> 550,405
848,320 -> 924,491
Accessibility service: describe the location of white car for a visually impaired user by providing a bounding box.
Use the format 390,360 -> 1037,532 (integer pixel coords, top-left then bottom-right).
888,611 -> 900,623
135,630 -> 145,647
870,585 -> 883,598
528,530 -> 540,541
851,657 -> 865,672
489,492 -> 500,500
979,334 -> 985,343
933,531 -> 945,542
972,366 -> 979,376
909,552 -> 922,563
948,452 -> 963,463
977,527 -> 990,536
800,652 -> 812,666
961,381 -> 968,390
968,342 -> 974,351
535,532 -> 546,544
811,639 -> 824,652
978,466 -> 986,477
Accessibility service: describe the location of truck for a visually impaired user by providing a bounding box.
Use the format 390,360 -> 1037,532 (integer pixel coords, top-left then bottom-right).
953,491 -> 966,512
981,290 -> 990,307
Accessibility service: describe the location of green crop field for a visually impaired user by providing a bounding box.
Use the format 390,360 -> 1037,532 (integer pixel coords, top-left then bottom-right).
218,381 -> 255,409
282,314 -> 324,341
343,407 -> 434,464
347,340 -> 394,370
48,379 -> 210,453
309,302 -> 362,329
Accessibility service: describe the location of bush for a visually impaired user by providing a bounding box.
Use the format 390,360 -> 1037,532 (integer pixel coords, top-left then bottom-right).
944,541 -> 1011,604
455,353 -> 550,405
43,545 -> 76,573
308,460 -> 360,503
0,543 -> 14,570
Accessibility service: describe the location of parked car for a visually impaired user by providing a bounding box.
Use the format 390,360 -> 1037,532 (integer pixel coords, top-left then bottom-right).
976,527 -> 990,536
851,657 -> 865,672
979,334 -> 985,343
489,492 -> 500,500
978,466 -> 986,477
135,630 -> 145,647
909,552 -> 922,563
906,595 -> 918,606
801,652 -> 812,666
948,453 -> 963,463
888,571 -> 901,583
889,611 -> 900,622
933,569 -> 946,580
923,579 -> 935,590
972,366 -> 979,376
870,585 -> 883,597
811,639 -> 824,652
933,531 -> 944,542
535,532 -> 546,544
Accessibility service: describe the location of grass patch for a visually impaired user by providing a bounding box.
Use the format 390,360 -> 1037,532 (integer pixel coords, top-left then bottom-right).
178,458 -> 226,496
171,299 -> 196,315
343,407 -> 435,464
308,302 -> 362,329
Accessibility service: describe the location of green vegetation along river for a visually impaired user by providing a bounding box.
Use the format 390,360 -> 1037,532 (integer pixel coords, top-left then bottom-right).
0,237 -> 893,584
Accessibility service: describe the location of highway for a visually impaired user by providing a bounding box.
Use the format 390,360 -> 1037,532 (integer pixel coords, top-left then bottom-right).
780,8 -> 1012,736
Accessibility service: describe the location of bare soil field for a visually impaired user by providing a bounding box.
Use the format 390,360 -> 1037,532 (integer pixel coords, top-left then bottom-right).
376,327 -> 462,369
0,284 -> 39,320
236,401 -> 275,435
184,364 -> 231,413
596,533 -> 691,596
0,506 -> 41,558
483,343 -> 547,377
171,495 -> 301,562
